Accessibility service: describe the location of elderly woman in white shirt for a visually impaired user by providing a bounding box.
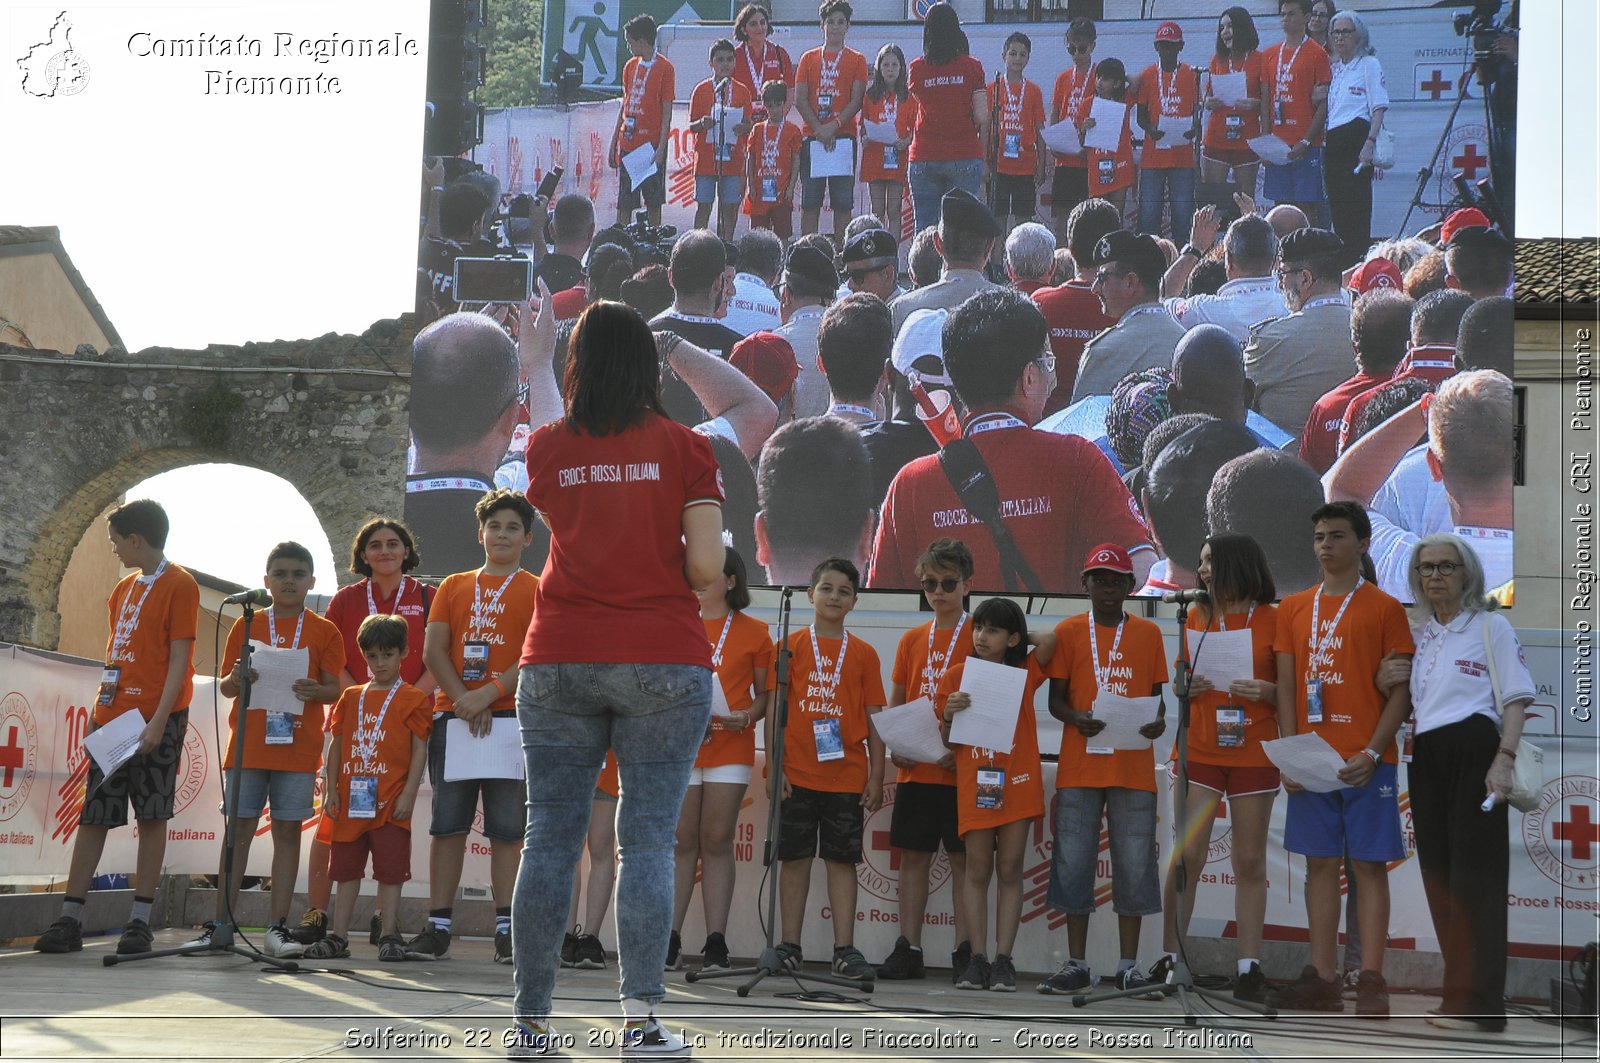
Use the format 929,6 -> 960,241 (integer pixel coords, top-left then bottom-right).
1323,11 -> 1389,265
1403,532 -> 1531,1034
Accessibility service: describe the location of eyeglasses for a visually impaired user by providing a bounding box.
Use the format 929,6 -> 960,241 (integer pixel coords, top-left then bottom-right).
1034,352 -> 1057,375
1091,266 -> 1127,287
1275,264 -> 1310,280
1415,562 -> 1461,577
921,577 -> 963,594
1330,28 -> 1356,36
1067,42 -> 1091,55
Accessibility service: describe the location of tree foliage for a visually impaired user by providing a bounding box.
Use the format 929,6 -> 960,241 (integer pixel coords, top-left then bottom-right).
482,0 -> 546,108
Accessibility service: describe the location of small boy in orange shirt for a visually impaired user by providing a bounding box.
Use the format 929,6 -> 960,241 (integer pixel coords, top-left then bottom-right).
987,33 -> 1048,256
304,614 -> 432,961
747,80 -> 803,239
691,38 -> 754,238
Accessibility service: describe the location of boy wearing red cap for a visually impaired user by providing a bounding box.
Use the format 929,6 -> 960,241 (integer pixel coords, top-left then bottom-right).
1038,545 -> 1169,997
1135,22 -> 1200,242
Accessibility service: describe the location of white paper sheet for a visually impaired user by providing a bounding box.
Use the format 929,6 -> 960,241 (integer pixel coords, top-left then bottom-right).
1156,113 -> 1195,144
808,138 -> 855,178
948,658 -> 1026,754
621,142 -> 658,187
864,119 -> 899,146
1082,97 -> 1128,152
872,697 -> 949,765
247,642 -> 310,716
710,679 -> 732,719
443,716 -> 526,781
1041,118 -> 1083,155
1247,134 -> 1293,166
1086,692 -> 1160,752
83,710 -> 144,781
1263,732 -> 1349,792
1190,629 -> 1257,692
709,104 -> 743,146
1210,72 -> 1250,107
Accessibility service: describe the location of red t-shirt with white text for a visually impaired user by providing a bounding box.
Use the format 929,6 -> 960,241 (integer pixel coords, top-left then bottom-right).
908,55 -> 987,162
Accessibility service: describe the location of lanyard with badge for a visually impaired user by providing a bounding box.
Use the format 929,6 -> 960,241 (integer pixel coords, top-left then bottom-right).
964,412 -> 1026,437
760,120 -> 784,200
1305,579 -> 1361,724
1085,615 -> 1126,755
1001,78 -> 1025,158
924,613 -> 968,698
624,56 -> 656,138
463,569 -> 517,684
262,608 -> 306,745
366,574 -> 414,617
1302,295 -> 1347,313
1272,41 -> 1303,127
807,625 -> 849,762
745,42 -> 769,116
880,95 -> 902,169
1197,606 -> 1255,749
1217,56 -> 1249,139
99,558 -> 169,707
707,612 -> 735,738
348,681 -> 400,818
816,49 -> 842,120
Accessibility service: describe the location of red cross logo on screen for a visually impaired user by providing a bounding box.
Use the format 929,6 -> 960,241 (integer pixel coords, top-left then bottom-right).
871,829 -> 902,871
0,725 -> 23,788
1420,70 -> 1453,99
1554,804 -> 1600,862
1451,143 -> 1487,181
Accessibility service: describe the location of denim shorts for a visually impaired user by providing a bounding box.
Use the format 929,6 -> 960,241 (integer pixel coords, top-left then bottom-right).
695,174 -> 743,205
427,711 -> 529,841
1263,147 -> 1326,204
1283,761 -> 1404,861
1046,785 -> 1161,916
799,136 -> 856,210
221,767 -> 316,821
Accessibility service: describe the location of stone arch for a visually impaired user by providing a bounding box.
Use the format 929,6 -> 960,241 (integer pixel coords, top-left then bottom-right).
0,321 -> 414,648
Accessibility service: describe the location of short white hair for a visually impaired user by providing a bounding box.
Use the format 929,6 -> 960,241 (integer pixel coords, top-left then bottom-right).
1005,222 -> 1058,282
1330,11 -> 1376,56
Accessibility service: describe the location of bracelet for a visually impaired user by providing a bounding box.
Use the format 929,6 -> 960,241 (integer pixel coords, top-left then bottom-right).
490,675 -> 508,698
1179,245 -> 1201,259
1359,747 -> 1380,764
1496,746 -> 1517,761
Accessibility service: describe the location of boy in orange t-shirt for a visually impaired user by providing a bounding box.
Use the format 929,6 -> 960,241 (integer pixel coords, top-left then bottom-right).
987,34 -> 1048,258
770,557 -> 885,982
691,38 -> 754,239
1259,0 -> 1333,215
746,81 -> 804,239
610,13 -> 676,227
193,542 -> 344,958
305,615 -> 432,961
1134,22 -> 1200,242
34,500 -> 199,957
1039,544 -> 1169,997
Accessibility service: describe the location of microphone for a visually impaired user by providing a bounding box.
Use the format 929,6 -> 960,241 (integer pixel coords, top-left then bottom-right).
1161,588 -> 1210,605
223,588 -> 273,607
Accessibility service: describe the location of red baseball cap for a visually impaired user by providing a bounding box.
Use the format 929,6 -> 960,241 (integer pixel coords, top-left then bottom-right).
728,331 -> 799,404
1439,207 -> 1492,246
1154,21 -> 1184,43
1348,257 -> 1403,296
1082,543 -> 1135,576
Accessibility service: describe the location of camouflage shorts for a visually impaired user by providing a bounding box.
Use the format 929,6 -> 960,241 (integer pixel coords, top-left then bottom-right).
778,784 -> 863,864
81,710 -> 189,827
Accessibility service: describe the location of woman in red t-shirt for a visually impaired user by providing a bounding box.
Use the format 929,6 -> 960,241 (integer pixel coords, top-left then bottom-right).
1161,533 -> 1280,1004
906,3 -> 989,236
1201,7 -> 1265,197
731,3 -> 793,125
860,44 -> 916,237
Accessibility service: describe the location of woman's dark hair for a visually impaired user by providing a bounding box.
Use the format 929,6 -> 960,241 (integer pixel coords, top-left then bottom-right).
562,301 -> 666,436
350,518 -> 420,577
733,3 -> 770,42
972,597 -> 1030,668
1196,532 -> 1275,621
723,547 -> 753,610
922,2 -> 969,65
867,43 -> 909,103
619,264 -> 673,318
587,243 -> 636,302
1095,57 -> 1128,99
1216,7 -> 1260,58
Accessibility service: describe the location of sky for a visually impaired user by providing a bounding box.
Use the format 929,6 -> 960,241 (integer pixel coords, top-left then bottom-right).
7,0 -> 1596,587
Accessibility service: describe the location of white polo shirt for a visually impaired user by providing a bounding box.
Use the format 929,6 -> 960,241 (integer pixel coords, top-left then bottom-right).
1409,610 -> 1535,735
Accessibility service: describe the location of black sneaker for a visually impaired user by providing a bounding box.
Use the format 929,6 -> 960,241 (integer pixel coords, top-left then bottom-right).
955,952 -> 991,990
185,921 -> 217,952
989,953 -> 1017,992
572,932 -> 606,969
665,928 -> 682,971
774,941 -> 803,971
1116,964 -> 1166,1000
950,939 -> 972,985
831,945 -> 874,982
369,913 -> 384,947
1354,970 -> 1390,1018
302,932 -> 350,959
494,930 -> 513,965
116,918 -> 154,955
700,932 -> 730,970
34,916 -> 83,953
406,925 -> 451,961
1147,954 -> 1175,986
1037,960 -> 1092,994
289,908 -> 327,945
1234,962 -> 1268,1004
377,934 -> 407,962
1271,965 -> 1345,1011
560,931 -> 579,968
875,935 -> 925,980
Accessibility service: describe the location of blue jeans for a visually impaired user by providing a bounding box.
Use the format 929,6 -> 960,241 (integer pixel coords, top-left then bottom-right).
908,157 -> 984,237
511,662 -> 711,1020
1138,166 -> 1197,243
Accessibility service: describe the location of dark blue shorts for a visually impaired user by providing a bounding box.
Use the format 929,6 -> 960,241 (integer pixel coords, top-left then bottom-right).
1283,761 -> 1403,861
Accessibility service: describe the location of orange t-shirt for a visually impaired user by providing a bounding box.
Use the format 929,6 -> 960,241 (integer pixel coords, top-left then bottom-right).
698,611 -> 774,769
222,609 -> 346,773
1076,93 -> 1136,197
1136,62 -> 1199,169
429,568 -> 538,714
890,616 -> 973,785
794,46 -> 870,138
691,77 -> 754,175
746,119 -> 803,210
940,657 -> 1047,835
859,91 -> 917,183
1203,52 -> 1264,151
781,627 -> 886,794
326,681 -> 433,841
989,76 -> 1047,176
1273,581 -> 1414,762
1050,65 -> 1095,167
1260,38 -> 1332,147
99,563 -> 200,725
1181,604 -> 1278,768
598,750 -> 619,797
1047,613 -> 1169,792
619,54 -> 676,155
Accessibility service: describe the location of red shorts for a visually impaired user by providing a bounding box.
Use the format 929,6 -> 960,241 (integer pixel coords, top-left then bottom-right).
1185,760 -> 1280,798
329,822 -> 411,884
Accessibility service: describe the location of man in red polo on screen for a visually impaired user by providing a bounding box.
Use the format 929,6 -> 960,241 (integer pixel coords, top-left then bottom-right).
869,288 -> 1153,593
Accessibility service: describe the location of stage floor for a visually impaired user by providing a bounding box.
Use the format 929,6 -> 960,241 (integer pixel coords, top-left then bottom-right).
1,929 -> 1588,1062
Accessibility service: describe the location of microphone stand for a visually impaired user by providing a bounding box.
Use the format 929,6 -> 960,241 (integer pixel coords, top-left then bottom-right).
688,587 -> 872,996
713,77 -> 729,242
987,71 -> 1003,279
106,598 -> 301,971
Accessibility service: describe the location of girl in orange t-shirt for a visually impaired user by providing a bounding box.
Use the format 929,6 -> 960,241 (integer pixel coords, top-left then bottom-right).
859,44 -> 916,239
1076,58 -> 1137,221
671,548 -> 774,970
1201,8 -> 1265,196
938,598 -> 1057,992
1160,533 -> 1280,1002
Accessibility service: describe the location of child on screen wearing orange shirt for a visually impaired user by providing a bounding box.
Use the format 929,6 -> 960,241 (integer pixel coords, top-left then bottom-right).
1076,58 -> 1138,226
769,557 -> 885,983
192,541 -> 345,958
303,615 -> 432,961
691,38 -> 754,239
563,751 -> 619,971
747,80 -> 803,239
987,33 -> 1048,263
938,598 -> 1057,993
610,14 -> 676,227
859,44 -> 916,239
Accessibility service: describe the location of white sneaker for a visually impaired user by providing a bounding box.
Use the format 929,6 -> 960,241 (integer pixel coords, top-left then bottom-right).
264,924 -> 304,958
507,1019 -> 560,1058
620,1017 -> 691,1060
